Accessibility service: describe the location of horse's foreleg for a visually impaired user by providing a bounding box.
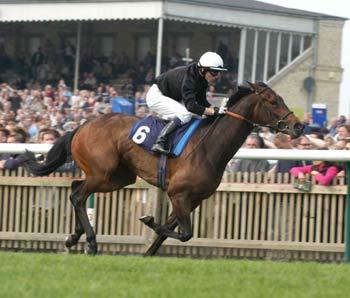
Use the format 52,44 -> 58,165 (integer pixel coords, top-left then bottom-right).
141,194 -> 192,242
143,213 -> 177,256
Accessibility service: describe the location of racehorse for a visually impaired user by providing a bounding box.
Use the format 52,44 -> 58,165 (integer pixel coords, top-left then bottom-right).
24,82 -> 304,256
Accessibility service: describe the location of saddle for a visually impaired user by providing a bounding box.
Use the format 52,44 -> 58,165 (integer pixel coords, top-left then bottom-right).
129,116 -> 202,157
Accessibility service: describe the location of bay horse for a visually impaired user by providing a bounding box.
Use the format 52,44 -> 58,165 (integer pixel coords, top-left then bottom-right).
24,82 -> 304,256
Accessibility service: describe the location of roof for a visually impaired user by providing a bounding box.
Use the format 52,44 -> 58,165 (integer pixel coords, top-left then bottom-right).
184,0 -> 347,20
0,0 -> 346,20
0,0 -> 346,24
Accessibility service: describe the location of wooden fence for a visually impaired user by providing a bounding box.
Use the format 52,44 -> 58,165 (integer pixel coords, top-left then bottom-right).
0,167 -> 347,261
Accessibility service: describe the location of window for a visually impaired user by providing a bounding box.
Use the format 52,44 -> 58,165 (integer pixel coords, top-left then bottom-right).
136,35 -> 151,61
255,31 -> 267,82
303,36 -> 312,51
244,29 -> 255,80
175,35 -> 191,57
279,33 -> 290,70
292,35 -> 301,60
29,37 -> 41,54
100,37 -> 113,57
267,32 -> 278,78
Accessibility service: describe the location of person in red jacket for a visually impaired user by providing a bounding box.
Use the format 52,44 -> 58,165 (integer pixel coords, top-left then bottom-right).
290,158 -> 339,186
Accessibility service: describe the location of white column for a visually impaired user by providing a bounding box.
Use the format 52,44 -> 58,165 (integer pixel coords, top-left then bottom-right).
155,17 -> 164,77
237,28 -> 247,85
263,31 -> 270,82
73,21 -> 82,91
275,32 -> 281,74
287,33 -> 293,63
251,30 -> 258,82
300,35 -> 305,54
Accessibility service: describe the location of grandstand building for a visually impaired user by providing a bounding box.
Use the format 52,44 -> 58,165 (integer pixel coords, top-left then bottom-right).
0,0 -> 346,120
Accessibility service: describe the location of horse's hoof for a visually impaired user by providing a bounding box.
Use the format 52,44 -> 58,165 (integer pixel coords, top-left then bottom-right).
143,250 -> 155,257
85,242 -> 97,255
139,215 -> 154,226
65,235 -> 77,248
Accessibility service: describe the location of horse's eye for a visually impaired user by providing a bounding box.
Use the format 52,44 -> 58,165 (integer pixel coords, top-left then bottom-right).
270,101 -> 278,106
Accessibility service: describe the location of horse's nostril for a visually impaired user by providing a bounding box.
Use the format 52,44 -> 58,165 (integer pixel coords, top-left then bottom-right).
294,123 -> 305,134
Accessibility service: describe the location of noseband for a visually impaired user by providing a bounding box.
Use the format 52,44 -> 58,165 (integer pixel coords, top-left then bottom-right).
225,87 -> 293,132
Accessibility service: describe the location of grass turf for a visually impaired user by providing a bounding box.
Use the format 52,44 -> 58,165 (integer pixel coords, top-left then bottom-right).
1,252 -> 350,298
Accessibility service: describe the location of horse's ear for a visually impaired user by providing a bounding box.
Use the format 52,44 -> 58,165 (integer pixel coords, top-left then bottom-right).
246,81 -> 257,91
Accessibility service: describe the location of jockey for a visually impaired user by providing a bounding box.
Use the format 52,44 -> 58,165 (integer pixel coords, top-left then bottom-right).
146,51 -> 227,155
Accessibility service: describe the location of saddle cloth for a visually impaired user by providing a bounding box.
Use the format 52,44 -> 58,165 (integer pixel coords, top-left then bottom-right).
129,116 -> 202,156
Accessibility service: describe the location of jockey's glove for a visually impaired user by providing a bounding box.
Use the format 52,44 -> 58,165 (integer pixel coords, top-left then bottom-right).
213,106 -> 227,116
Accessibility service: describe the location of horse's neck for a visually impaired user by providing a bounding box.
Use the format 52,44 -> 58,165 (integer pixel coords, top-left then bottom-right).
211,117 -> 252,158
200,101 -> 256,170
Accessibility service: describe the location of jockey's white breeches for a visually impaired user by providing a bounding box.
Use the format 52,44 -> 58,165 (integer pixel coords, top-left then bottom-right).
146,84 -> 195,124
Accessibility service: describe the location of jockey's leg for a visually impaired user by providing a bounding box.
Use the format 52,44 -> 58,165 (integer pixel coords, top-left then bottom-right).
147,85 -> 194,155
151,118 -> 180,154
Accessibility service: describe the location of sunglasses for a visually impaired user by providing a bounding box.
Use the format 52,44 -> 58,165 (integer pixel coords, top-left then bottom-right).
208,69 -> 220,76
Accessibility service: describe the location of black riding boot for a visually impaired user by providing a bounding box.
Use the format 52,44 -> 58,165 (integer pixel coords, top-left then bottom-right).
151,120 -> 179,155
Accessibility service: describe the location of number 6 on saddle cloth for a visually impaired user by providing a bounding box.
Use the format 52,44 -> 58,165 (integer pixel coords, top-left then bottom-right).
129,115 -> 202,157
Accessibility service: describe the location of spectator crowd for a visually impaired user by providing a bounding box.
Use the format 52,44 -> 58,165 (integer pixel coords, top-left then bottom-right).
1,45 -> 350,185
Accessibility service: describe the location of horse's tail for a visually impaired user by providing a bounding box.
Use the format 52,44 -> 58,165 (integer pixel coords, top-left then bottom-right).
24,128 -> 78,176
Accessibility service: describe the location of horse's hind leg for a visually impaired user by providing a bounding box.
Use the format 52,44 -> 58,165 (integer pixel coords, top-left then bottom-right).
68,165 -> 136,254
68,178 -> 98,255
65,180 -> 85,249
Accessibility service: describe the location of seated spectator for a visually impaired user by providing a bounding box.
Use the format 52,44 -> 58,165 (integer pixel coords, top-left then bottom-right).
134,91 -> 147,110
301,112 -> 313,134
270,134 -> 311,174
305,131 -> 326,148
0,133 -> 27,170
233,134 -> 270,173
135,106 -> 148,118
324,135 -> 335,148
338,115 -> 347,125
81,72 -> 97,91
0,127 -> 10,143
272,132 -> 292,149
334,124 -> 350,148
327,117 -> 339,137
290,149 -> 340,186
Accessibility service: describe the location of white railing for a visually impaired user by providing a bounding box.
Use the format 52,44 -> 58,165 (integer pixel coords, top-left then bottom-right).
1,143 -> 350,162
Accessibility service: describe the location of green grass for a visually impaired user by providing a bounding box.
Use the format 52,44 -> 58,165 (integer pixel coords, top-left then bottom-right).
1,252 -> 350,298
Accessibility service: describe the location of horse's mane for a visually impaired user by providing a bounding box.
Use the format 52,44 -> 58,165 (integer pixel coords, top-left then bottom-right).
225,82 -> 268,108
193,82 -> 270,127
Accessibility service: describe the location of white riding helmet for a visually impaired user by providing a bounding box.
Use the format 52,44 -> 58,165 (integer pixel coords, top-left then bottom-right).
198,52 -> 227,71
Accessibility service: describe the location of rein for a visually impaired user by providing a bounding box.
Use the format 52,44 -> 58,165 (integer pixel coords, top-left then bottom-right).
225,110 -> 258,128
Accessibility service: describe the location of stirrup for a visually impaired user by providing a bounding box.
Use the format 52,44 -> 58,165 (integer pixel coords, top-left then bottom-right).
152,143 -> 170,155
